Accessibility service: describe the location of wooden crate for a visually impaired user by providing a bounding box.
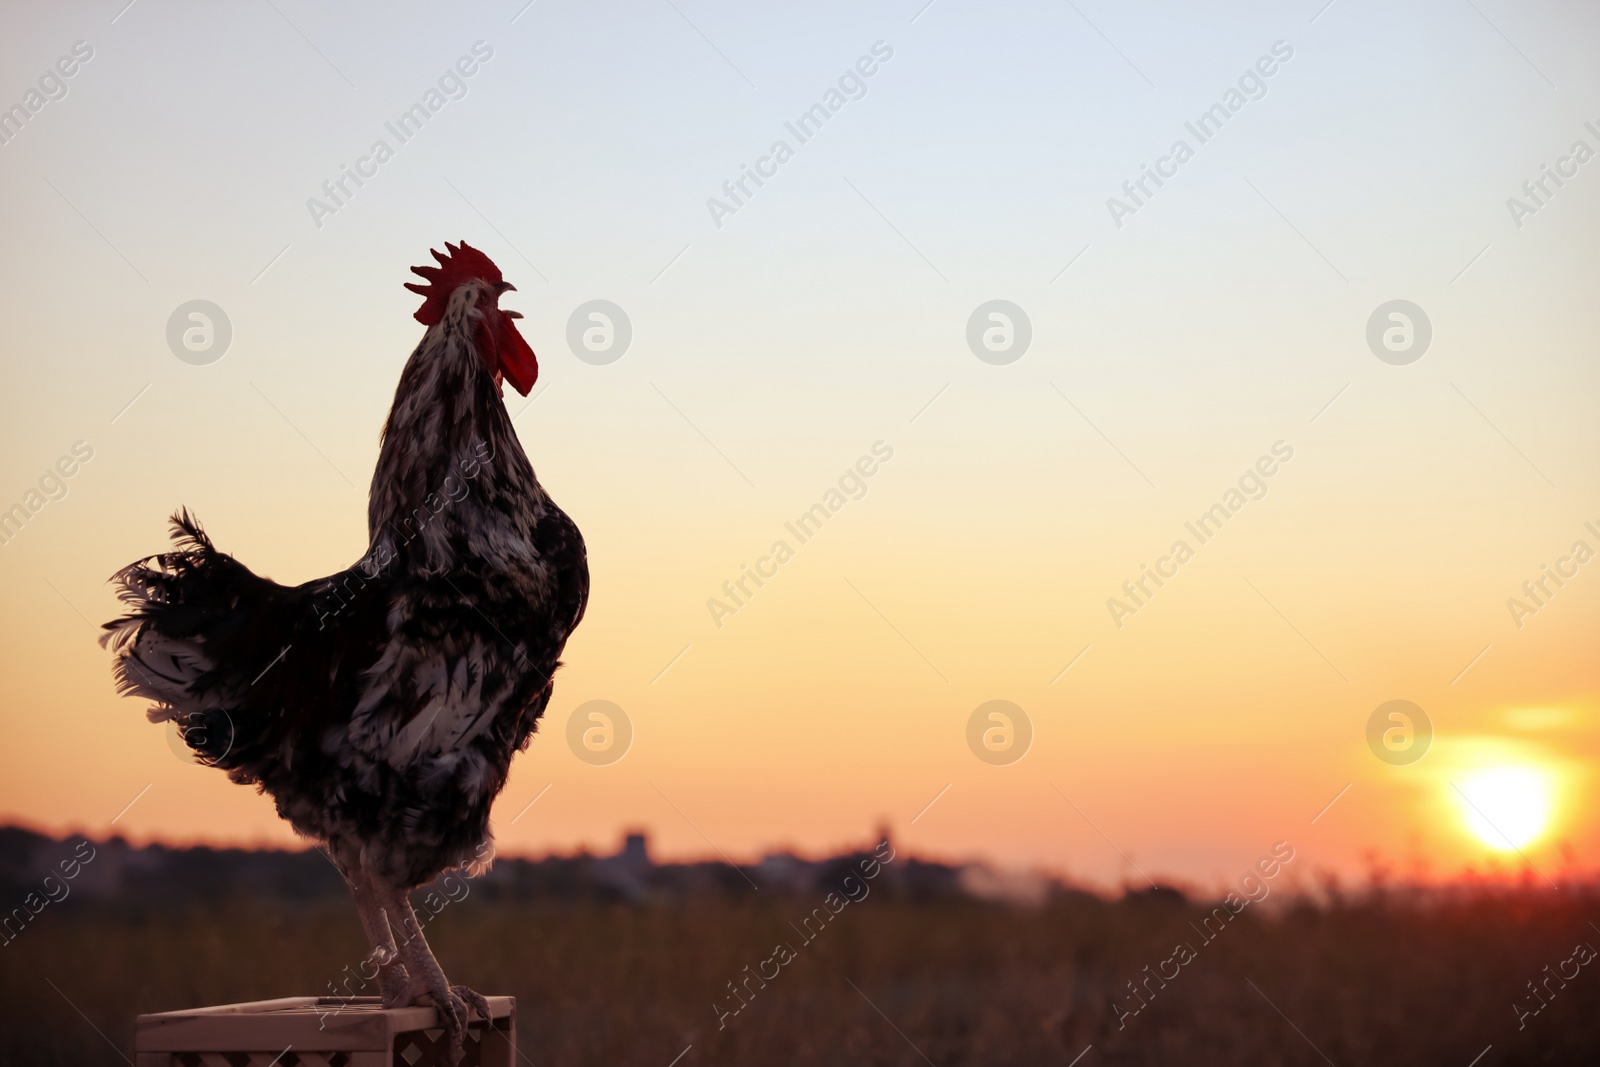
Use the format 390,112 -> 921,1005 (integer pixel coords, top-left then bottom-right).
134,995 -> 516,1067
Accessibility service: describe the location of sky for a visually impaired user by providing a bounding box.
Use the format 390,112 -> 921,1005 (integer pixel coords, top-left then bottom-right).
1,0 -> 1597,892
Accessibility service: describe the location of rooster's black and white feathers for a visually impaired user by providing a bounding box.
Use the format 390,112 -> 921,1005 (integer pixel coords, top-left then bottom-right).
104,277 -> 588,888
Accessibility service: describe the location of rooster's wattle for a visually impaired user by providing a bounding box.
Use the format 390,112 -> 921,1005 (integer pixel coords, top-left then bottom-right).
102,242 -> 588,1059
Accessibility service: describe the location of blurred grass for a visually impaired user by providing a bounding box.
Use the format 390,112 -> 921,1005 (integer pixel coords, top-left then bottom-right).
2,888 -> 1597,1065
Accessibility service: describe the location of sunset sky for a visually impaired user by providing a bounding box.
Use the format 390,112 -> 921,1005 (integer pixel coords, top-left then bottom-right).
2,0 -> 1597,892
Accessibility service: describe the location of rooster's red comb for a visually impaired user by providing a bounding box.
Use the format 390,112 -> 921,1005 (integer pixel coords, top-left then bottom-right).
404,241 -> 505,326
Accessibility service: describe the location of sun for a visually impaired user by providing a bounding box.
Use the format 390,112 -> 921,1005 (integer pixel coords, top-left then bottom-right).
1453,766 -> 1553,851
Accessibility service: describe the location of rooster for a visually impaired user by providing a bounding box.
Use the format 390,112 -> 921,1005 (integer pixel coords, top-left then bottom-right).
102,242 -> 588,1061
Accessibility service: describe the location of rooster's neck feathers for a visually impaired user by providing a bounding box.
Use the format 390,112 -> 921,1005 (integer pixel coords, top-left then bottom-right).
367,282 -> 542,574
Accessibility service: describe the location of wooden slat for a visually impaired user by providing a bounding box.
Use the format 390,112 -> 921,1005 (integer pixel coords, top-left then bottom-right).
140,996 -> 325,1018
134,996 -> 515,1054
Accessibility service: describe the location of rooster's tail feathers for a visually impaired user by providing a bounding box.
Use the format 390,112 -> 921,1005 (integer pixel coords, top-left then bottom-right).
168,507 -> 214,553
102,510 -> 257,729
101,510 -> 223,648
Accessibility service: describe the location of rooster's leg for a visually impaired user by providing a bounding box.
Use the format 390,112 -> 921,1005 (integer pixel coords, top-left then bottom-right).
350,870 -> 409,1006
377,880 -> 490,1064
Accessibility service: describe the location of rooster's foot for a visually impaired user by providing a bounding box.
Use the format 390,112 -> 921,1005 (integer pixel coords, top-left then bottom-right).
451,984 -> 492,1025
396,975 -> 487,1064
377,961 -> 412,1008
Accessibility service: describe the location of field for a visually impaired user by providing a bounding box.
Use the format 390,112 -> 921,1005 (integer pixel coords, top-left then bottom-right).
3,883 -> 1597,1066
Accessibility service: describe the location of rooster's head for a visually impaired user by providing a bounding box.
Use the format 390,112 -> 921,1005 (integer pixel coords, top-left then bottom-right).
405,241 -> 538,396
